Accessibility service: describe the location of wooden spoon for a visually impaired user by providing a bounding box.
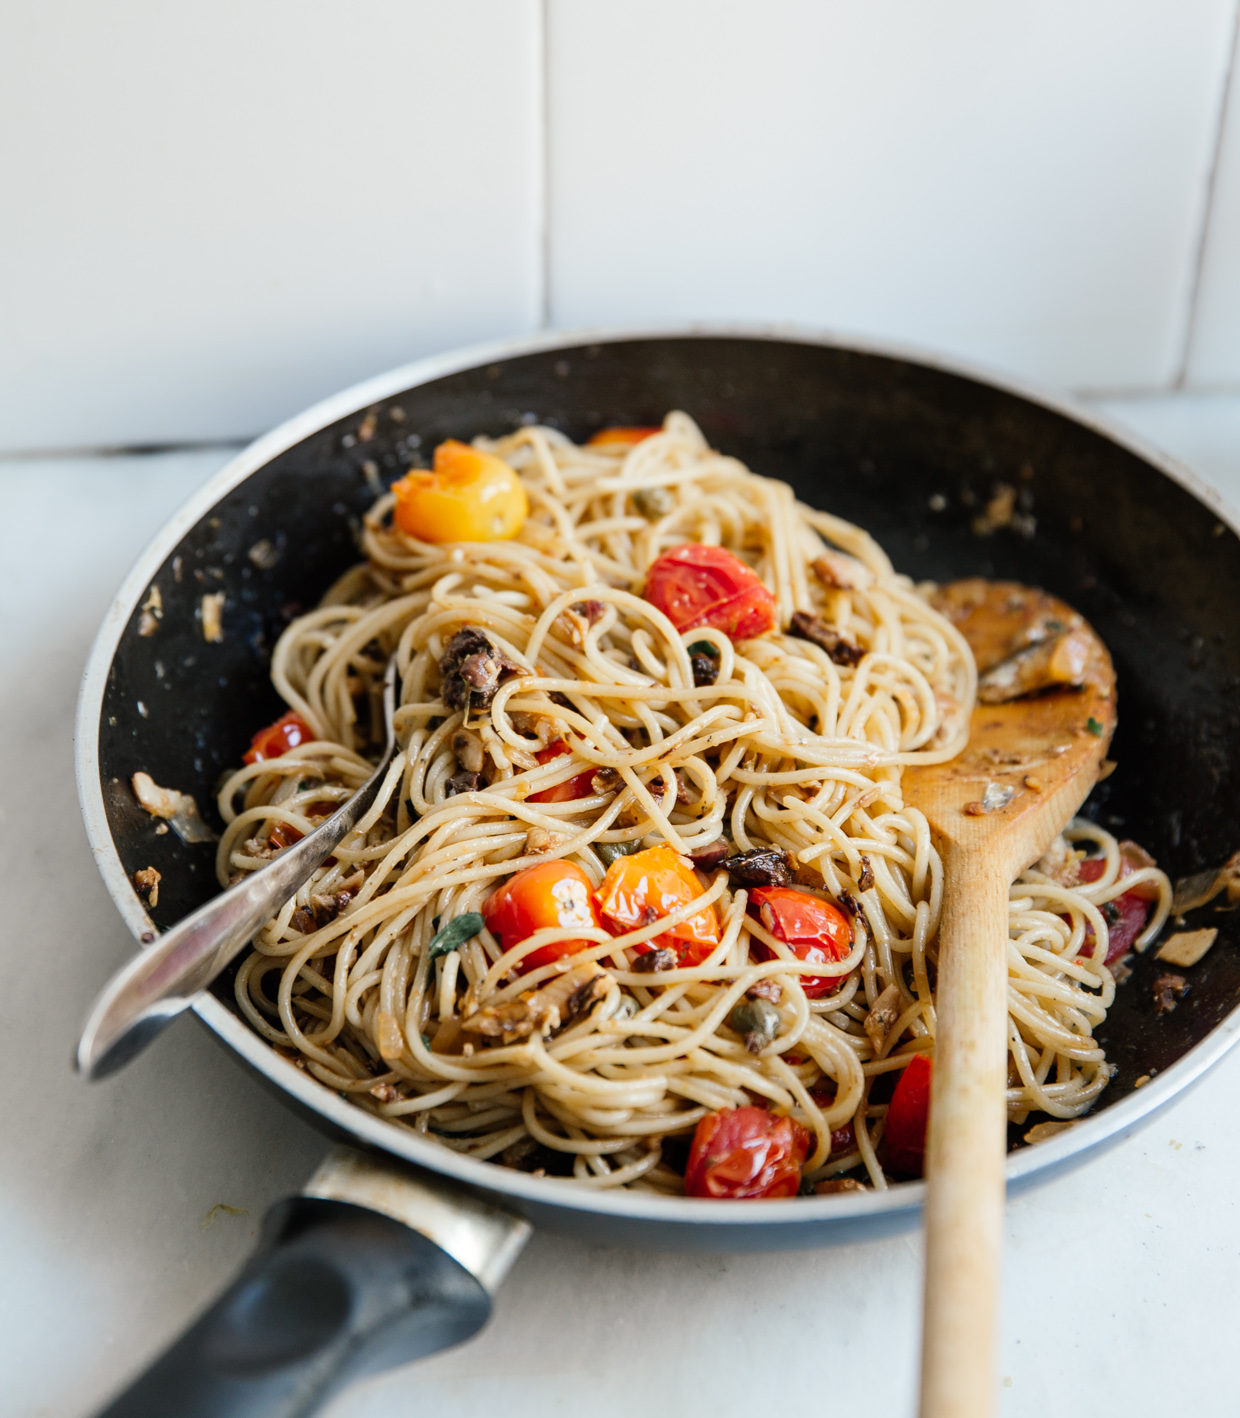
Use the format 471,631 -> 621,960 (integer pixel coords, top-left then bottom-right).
902,579 -> 1116,1418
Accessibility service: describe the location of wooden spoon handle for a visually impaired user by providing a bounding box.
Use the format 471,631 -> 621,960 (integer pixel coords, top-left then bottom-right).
919,853 -> 1012,1418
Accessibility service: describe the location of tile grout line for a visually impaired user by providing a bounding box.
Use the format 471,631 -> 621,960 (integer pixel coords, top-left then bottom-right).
538,0 -> 553,330
1173,0 -> 1240,390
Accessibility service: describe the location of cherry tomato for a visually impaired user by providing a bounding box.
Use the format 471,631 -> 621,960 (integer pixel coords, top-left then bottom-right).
643,543 -> 778,641
1077,856 -> 1152,963
685,1105 -> 810,1199
586,426 -> 662,447
391,439 -> 528,543
748,887 -> 853,998
527,740 -> 597,804
244,711 -> 316,765
596,844 -> 720,965
881,1052 -> 933,1179
481,860 -> 602,974
807,1085 -> 860,1155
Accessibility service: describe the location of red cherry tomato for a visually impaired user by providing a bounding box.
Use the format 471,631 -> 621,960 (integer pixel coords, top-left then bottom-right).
586,426 -> 662,446
527,740 -> 597,804
748,887 -> 853,997
881,1052 -> 933,1179
244,711 -> 316,765
685,1106 -> 811,1199
596,845 -> 720,966
1077,856 -> 1152,963
643,543 -> 778,641
807,1085 -> 860,1155
481,860 -> 602,974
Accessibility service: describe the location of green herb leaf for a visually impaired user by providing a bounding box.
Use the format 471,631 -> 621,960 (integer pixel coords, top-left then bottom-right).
427,912 -> 483,960
1086,716 -> 1103,736
595,840 -> 646,866
687,640 -> 720,658
420,1033 -> 432,1049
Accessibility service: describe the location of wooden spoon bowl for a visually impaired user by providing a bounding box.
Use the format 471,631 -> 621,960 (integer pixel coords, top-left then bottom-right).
902,579 -> 1115,1418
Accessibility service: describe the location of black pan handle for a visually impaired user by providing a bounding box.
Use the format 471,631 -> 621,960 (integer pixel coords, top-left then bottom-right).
94,1149 -> 530,1418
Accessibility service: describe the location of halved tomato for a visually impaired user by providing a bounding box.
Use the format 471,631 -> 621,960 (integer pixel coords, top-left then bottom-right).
643,543 -> 778,641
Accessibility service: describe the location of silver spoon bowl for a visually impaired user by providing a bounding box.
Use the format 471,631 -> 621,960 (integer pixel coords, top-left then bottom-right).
76,656 -> 400,1078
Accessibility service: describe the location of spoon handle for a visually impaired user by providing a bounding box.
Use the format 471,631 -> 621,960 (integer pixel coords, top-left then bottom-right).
919,852 -> 1012,1418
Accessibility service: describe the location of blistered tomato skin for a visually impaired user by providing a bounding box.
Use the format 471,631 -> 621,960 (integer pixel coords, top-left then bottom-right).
748,886 -> 853,998
596,845 -> 720,965
244,711 -> 316,765
527,740 -> 597,804
685,1106 -> 811,1199
643,543 -> 778,641
481,860 -> 602,974
391,439 -> 528,543
881,1052 -> 933,1179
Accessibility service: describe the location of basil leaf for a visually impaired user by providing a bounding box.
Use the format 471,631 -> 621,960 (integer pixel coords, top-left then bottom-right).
687,640 -> 720,658
1086,716 -> 1103,736
427,912 -> 483,960
595,839 -> 645,866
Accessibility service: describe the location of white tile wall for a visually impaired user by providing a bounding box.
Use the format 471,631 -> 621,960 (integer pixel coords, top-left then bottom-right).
0,1 -> 543,450
547,0 -> 1236,393
3,1 -> 1240,452
1185,22 -> 1240,386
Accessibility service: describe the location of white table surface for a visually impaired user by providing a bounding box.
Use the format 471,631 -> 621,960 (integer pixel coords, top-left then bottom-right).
3,394 -> 1238,1418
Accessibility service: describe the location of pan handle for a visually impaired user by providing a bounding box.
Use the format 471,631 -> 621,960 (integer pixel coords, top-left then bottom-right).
94,1148 -> 531,1418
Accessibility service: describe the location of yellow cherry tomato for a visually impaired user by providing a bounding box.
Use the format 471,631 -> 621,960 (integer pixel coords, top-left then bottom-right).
391,440 -> 528,543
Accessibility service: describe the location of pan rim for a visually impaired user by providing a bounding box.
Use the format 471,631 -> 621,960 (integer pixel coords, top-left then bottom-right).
75,320 -> 1240,1226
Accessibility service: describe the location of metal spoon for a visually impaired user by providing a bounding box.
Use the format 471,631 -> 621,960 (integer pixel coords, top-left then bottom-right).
76,658 -> 400,1080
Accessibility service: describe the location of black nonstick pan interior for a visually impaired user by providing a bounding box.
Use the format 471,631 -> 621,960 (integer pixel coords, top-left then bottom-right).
98,332 -> 1240,1119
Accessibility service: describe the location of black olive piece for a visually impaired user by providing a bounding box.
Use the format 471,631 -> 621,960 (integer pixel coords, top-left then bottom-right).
445,771 -> 481,797
688,839 -> 729,871
631,946 -> 677,973
722,846 -> 793,888
690,652 -> 718,687
788,610 -> 864,667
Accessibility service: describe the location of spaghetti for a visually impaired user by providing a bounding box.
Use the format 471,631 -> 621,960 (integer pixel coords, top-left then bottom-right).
217,414 -> 1170,1193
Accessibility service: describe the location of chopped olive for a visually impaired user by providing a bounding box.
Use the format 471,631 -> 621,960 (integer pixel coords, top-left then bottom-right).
688,839 -> 730,871
690,652 -> 718,686
723,846 -> 793,888
632,946 -> 678,973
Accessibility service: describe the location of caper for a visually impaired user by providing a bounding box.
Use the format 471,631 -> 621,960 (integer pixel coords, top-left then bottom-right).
633,486 -> 674,519
727,997 -> 781,1053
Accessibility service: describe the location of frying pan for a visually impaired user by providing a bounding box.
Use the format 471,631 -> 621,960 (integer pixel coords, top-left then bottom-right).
77,327 -> 1240,1416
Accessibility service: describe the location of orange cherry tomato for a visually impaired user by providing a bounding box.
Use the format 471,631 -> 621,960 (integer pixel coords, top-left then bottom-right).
596,844 -> 720,965
481,860 -> 602,974
391,439 -> 528,543
527,740 -> 597,804
881,1052 -> 933,1178
685,1105 -> 810,1199
643,543 -> 778,641
748,887 -> 852,998
586,426 -> 662,447
244,711 -> 316,765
